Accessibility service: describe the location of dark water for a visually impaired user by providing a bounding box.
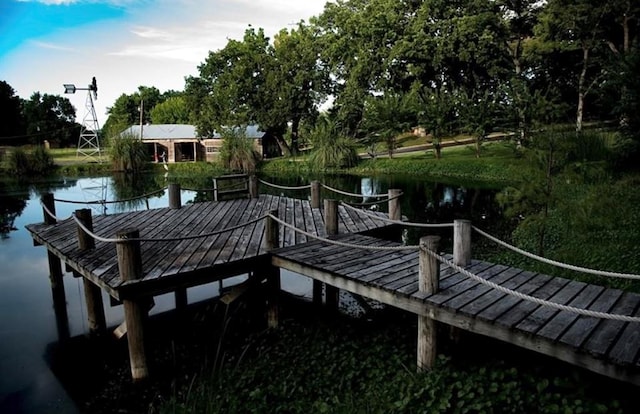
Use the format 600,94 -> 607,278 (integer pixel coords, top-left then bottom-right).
0,173 -> 504,413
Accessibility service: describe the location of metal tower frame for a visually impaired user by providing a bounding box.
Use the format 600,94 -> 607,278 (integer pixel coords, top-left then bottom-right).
64,78 -> 102,162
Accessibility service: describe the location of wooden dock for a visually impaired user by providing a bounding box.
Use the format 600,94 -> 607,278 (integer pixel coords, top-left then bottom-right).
272,233 -> 640,386
26,184 -> 640,386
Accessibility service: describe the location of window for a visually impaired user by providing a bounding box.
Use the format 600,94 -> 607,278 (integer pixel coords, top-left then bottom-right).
206,146 -> 218,153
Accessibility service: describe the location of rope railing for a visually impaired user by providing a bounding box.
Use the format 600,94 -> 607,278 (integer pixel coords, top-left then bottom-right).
71,212 -> 270,244
53,187 -> 167,205
267,214 -> 418,251
423,248 -> 640,322
340,202 -> 454,228
321,183 -> 388,198
472,226 -> 640,281
41,201 -> 69,223
258,179 -> 311,191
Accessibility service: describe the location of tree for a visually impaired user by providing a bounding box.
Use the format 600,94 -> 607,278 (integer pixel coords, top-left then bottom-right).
361,92 -> 416,158
416,86 -> 457,159
185,27 -> 272,137
103,86 -> 163,136
21,92 -> 78,147
536,0 -> 612,132
150,96 -> 190,124
0,81 -> 25,144
459,89 -> 502,158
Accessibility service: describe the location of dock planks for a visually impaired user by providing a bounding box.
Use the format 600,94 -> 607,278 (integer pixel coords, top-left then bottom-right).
271,233 -> 640,386
27,194 -> 391,300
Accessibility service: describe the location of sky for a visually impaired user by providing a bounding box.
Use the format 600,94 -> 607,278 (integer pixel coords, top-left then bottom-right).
0,0 -> 329,125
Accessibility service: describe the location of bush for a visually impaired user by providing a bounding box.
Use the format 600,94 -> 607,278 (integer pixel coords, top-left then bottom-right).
5,146 -> 55,176
30,145 -> 55,175
107,133 -> 148,172
219,127 -> 260,173
308,119 -> 358,170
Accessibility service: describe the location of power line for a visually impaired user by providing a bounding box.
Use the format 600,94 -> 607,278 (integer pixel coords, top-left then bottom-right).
0,125 -> 81,141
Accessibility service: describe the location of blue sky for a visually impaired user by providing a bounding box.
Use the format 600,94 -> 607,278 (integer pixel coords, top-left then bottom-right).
0,0 -> 327,122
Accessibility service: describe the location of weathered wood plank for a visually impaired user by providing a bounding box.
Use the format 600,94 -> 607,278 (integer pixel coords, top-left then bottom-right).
536,284 -> 604,342
558,288 -> 623,349
515,280 -> 587,334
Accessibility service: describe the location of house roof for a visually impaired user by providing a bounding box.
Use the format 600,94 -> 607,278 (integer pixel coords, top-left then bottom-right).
120,124 -> 264,140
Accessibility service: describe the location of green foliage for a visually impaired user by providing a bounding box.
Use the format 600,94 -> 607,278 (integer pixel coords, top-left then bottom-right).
219,128 -> 260,173
361,92 -> 417,158
307,118 -> 358,170
150,96 -> 190,124
107,133 -> 148,172
5,146 -> 55,176
160,315 -> 619,414
21,92 -> 79,147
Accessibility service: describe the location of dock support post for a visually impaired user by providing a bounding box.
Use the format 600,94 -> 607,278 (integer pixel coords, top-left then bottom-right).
116,228 -> 149,381
417,235 -> 440,371
310,181 -> 321,209
265,209 -> 280,328
453,219 -> 472,267
168,183 -> 181,209
388,189 -> 402,220
41,193 -> 70,340
76,208 -> 106,335
174,288 -> 188,313
249,175 -> 259,198
324,199 -> 339,309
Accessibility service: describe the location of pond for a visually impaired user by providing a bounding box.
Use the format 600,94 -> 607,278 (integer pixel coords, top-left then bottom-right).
0,172 -> 505,413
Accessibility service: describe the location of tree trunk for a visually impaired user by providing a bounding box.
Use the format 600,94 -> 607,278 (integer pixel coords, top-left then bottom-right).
290,117 -> 300,155
576,46 -> 590,133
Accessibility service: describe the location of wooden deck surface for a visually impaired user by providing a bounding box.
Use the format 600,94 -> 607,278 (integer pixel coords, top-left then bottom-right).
27,194 -> 388,300
271,234 -> 640,385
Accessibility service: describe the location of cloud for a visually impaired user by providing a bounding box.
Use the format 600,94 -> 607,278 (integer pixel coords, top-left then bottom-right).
30,40 -> 76,52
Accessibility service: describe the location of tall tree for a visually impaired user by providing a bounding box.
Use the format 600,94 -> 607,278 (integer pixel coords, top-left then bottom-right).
103,86 -> 163,136
21,92 -> 78,147
0,81 -> 25,144
361,92 -> 417,158
150,96 -> 190,124
536,0 -> 612,132
185,27 -> 271,137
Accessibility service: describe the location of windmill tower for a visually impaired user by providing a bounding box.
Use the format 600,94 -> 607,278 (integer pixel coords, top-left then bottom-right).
64,77 -> 102,162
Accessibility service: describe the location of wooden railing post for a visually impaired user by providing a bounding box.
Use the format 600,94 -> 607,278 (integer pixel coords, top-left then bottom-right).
323,199 -> 340,309
41,193 -> 56,225
388,189 -> 402,220
453,219 -> 472,267
76,208 -> 106,335
168,183 -> 181,209
249,175 -> 259,198
264,209 -> 280,328
116,228 -> 149,381
418,235 -> 440,371
41,193 -> 70,339
310,181 -> 321,209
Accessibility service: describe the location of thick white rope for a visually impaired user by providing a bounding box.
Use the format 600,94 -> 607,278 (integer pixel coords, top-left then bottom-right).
321,183 -> 387,198
54,187 -> 167,205
424,248 -> 640,322
340,202 -> 454,228
258,179 -> 311,191
267,214 -> 418,251
473,226 -> 640,281
40,201 -> 70,222
71,212 -> 270,244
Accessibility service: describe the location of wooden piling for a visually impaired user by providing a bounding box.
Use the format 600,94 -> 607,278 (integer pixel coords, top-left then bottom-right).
418,235 -> 440,371
249,175 -> 259,198
453,219 -> 472,267
116,228 -> 149,381
75,209 -> 106,335
324,199 -> 339,309
168,183 -> 181,209
41,193 -> 70,339
388,189 -> 402,221
310,181 -> 321,209
265,209 -> 280,327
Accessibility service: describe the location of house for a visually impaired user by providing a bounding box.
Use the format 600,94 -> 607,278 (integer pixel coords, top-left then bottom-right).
119,124 -> 280,163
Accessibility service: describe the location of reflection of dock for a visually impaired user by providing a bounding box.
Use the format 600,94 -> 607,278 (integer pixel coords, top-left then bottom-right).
27,179 -> 640,387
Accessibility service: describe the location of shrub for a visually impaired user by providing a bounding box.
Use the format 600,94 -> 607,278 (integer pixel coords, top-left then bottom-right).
30,145 -> 55,175
107,133 -> 148,172
219,127 -> 260,173
308,119 -> 358,170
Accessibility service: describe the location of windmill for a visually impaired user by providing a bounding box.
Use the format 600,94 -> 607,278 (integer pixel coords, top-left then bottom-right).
64,78 -> 107,214
64,77 -> 102,162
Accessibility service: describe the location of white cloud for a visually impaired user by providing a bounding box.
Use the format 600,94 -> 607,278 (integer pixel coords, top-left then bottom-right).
30,40 -> 76,52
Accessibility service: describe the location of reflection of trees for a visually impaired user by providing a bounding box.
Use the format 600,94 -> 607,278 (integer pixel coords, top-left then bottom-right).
111,173 -> 166,213
0,183 -> 28,239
